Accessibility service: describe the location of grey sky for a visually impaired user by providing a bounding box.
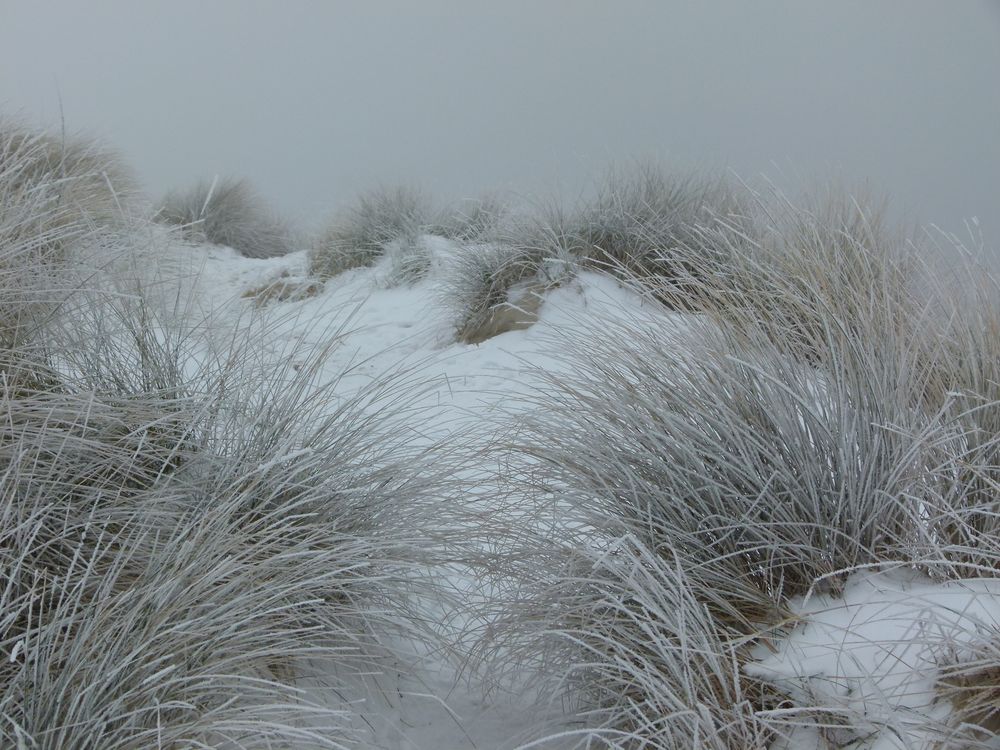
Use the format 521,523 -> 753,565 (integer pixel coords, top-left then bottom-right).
1,1 -> 997,246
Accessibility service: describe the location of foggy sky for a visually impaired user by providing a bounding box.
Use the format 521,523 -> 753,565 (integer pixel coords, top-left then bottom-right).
1,1 -> 998,246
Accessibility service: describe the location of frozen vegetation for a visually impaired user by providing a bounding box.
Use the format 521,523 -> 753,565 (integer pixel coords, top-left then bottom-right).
3,119 -> 1000,748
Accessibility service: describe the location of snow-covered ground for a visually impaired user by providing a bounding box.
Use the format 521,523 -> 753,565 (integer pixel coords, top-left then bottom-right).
107,233 -> 1000,749
753,570 -> 1000,749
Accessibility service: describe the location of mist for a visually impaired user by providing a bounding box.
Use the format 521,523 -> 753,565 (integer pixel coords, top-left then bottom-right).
1,0 -> 997,245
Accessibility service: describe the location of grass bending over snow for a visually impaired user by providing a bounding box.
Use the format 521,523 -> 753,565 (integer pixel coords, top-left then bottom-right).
1,340 -> 460,746
489,534 -> 789,749
511,307 -> 935,605
440,240 -> 573,345
479,229 -> 1000,746
11,118 -> 1000,747
1,232 -> 463,746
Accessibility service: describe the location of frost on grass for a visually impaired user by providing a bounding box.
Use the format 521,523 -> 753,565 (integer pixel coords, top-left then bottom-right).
480,529 -> 790,749
310,185 -> 430,279
912,249 -> 1000,581
1,120 -> 139,351
438,237 -> 578,344
478,222 -> 992,746
430,194 -> 509,243
0,237 -> 463,747
8,123 -> 1000,748
677,187 -> 917,364
0,118 -> 138,235
575,163 -> 742,286
157,176 -> 294,258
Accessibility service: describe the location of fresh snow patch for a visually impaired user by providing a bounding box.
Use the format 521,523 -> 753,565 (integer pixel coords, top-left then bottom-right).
749,569 -> 1000,749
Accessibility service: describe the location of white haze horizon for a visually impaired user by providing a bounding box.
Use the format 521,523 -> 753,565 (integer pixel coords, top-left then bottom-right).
1,1 -> 997,248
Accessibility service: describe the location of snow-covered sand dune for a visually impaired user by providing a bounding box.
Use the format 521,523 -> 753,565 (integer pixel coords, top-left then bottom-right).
109,234 -> 1000,749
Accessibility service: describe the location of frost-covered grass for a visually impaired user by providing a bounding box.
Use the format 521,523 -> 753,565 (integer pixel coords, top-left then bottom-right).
309,184 -> 579,340
1,283 -> 465,747
8,117 -> 1000,748
439,240 -> 572,344
0,118 -> 138,232
574,164 -> 740,283
311,185 -> 430,279
479,314 -> 928,744
682,188 -> 917,365
478,525 -> 789,749
1,130 -> 467,747
474,201 -> 1000,747
431,194 -> 509,243
427,198 -> 583,343
157,176 -> 294,258
911,245 -> 1000,583
1,120 -> 139,350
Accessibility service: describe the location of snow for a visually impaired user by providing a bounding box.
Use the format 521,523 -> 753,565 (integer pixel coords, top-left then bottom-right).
750,569 -> 1000,749
106,233 -> 1000,749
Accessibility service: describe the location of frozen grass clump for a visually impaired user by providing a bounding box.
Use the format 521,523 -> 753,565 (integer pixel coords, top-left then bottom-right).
479,238 -> 947,742
440,238 -> 575,344
906,245 -> 1000,580
310,185 -> 430,279
0,250 -> 463,746
0,399 -> 359,747
576,163 -> 742,285
435,197 -> 583,344
677,188 -> 918,365
430,194 -> 509,243
378,234 -> 435,287
494,198 -> 590,263
442,243 -> 541,343
156,176 -> 294,258
1,125 -> 86,257
469,197 -> 1000,747
485,534 -> 789,749
512,306 -> 934,613
479,166 -> 743,306
4,512 -> 353,748
0,119 -> 137,236
1,134 -> 71,351
1,121 -> 138,351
